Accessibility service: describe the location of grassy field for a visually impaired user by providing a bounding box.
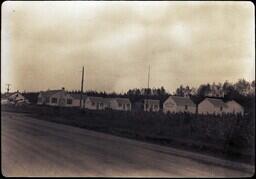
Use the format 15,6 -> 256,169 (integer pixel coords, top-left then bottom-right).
1,104 -> 255,164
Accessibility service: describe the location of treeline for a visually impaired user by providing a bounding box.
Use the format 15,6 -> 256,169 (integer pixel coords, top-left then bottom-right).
21,79 -> 255,112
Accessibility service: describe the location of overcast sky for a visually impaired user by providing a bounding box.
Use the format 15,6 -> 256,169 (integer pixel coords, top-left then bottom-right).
1,1 -> 255,93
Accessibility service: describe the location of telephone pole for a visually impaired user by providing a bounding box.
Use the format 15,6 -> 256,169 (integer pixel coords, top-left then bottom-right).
147,65 -> 150,95
6,83 -> 11,93
80,66 -> 84,108
146,65 -> 150,111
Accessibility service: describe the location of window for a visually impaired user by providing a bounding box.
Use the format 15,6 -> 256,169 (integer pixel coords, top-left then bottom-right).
100,103 -> 103,107
185,105 -> 188,110
154,104 -> 158,109
126,104 -> 130,108
118,103 -> 122,107
220,106 -> 223,111
67,99 -> 72,104
92,102 -> 95,106
145,104 -> 149,108
51,98 -> 57,104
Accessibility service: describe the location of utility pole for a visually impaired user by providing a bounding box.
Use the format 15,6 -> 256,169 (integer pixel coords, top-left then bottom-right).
147,65 -> 150,89
147,65 -> 150,111
80,66 -> 84,108
6,83 -> 11,94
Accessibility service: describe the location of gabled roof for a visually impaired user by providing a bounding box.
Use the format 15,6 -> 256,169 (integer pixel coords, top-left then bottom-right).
225,99 -> 243,107
69,93 -> 87,100
206,98 -> 228,108
144,99 -> 160,105
87,96 -> 106,103
169,96 -> 196,107
40,90 -> 64,97
112,98 -> 131,104
1,92 -> 23,99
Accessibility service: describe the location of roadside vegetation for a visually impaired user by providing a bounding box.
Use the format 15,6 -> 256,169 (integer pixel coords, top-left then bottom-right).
2,79 -> 255,164
2,103 -> 254,165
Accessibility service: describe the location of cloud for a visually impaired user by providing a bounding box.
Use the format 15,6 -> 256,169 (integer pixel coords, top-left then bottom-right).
1,1 -> 254,93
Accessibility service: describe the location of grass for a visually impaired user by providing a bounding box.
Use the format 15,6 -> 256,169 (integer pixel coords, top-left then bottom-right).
1,104 -> 255,165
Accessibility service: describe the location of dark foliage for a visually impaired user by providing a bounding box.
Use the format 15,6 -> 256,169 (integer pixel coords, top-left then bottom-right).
21,92 -> 39,104
2,104 -> 254,164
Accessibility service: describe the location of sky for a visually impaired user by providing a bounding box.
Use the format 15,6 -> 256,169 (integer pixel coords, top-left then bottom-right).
1,1 -> 255,93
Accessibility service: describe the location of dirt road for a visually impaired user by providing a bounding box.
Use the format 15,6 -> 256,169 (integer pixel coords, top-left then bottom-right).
1,112 -> 254,177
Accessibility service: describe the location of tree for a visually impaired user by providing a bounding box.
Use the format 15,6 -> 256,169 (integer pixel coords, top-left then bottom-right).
197,84 -> 211,97
160,86 -> 166,95
250,80 -> 255,95
235,79 -> 251,96
175,85 -> 185,96
251,80 -> 255,88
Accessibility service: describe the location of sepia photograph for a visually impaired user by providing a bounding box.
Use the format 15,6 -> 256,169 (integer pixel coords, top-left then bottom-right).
1,1 -> 255,177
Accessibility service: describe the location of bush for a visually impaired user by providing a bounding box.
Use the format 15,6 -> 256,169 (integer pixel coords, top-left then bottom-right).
2,104 -> 254,163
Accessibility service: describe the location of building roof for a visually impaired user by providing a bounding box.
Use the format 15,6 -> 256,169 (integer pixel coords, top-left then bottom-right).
87,96 -> 106,103
1,92 -> 22,99
225,99 -> 243,107
112,98 -> 131,104
170,96 -> 196,107
69,93 -> 87,100
206,98 -> 228,108
40,90 -> 64,98
144,99 -> 160,105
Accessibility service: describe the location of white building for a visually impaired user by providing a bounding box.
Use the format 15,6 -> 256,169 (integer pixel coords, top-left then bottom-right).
144,99 -> 160,112
38,89 -> 65,106
84,96 -> 109,110
225,100 -> 244,115
69,93 -> 87,108
163,96 -> 196,113
108,98 -> 131,111
37,88 -> 84,107
1,92 -> 29,105
198,97 -> 228,115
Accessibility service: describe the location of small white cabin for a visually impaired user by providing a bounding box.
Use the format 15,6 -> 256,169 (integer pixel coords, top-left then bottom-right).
38,89 -> 66,106
1,92 -> 29,105
225,100 -> 244,115
198,98 -> 228,115
68,93 -> 87,108
84,96 -> 108,110
37,89 -> 82,107
163,96 -> 196,114
108,98 -> 131,111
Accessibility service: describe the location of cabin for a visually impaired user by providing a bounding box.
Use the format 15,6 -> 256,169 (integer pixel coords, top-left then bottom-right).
225,100 -> 244,115
198,97 -> 228,115
84,96 -> 108,110
37,89 -> 66,106
37,88 -> 75,107
108,98 -> 131,111
163,96 -> 196,113
144,99 -> 160,112
37,88 -> 89,108
1,91 -> 29,105
68,93 -> 87,108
